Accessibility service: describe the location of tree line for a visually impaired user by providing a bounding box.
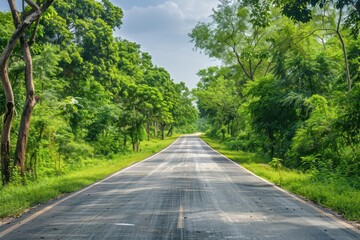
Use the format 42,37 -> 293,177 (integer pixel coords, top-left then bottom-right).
191,0 -> 360,187
0,0 -> 197,185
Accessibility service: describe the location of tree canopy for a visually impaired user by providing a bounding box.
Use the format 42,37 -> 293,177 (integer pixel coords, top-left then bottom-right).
0,0 -> 197,184
192,0 -> 360,188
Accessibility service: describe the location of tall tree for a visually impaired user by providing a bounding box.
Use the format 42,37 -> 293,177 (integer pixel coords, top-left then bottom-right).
275,0 -> 359,91
0,0 -> 54,184
189,0 -> 272,82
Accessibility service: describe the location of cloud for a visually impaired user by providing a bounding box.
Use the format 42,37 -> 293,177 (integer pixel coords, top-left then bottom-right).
115,0 -> 221,89
121,2 -> 184,34
120,0 -> 218,34
172,0 -> 218,20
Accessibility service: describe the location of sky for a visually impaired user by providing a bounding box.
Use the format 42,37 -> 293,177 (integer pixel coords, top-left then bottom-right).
114,0 -> 221,89
0,0 -> 221,89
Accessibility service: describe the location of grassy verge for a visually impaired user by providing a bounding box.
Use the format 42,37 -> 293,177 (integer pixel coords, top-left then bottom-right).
201,135 -> 360,222
0,136 -> 178,219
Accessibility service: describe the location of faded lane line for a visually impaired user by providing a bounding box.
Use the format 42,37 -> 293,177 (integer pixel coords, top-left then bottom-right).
177,205 -> 184,229
0,137 -> 182,238
177,204 -> 185,240
198,136 -> 360,235
114,223 -> 135,226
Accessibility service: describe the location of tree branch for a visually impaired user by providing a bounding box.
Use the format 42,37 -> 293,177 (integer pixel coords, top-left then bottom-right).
29,17 -> 41,46
0,0 -> 54,66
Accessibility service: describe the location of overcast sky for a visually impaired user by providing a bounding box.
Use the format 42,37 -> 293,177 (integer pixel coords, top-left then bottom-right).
0,0 -> 220,89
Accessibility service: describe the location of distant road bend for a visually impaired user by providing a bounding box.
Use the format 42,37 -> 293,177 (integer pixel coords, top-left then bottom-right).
0,136 -> 359,239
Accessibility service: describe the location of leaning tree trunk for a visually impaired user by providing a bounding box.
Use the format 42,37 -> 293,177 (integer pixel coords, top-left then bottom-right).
14,37 -> 40,176
0,65 -> 15,185
0,0 -> 54,184
11,0 -> 53,177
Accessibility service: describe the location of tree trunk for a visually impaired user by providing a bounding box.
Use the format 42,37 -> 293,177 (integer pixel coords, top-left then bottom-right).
10,0 -> 54,177
14,37 -> 39,176
137,141 -> 141,152
161,124 -> 165,140
167,125 -> 173,137
123,134 -> 127,148
0,0 -> 54,184
269,131 -> 275,159
0,66 -> 14,185
146,122 -> 150,141
130,133 -> 135,151
34,154 -> 37,179
154,122 -> 158,138
132,142 -> 139,152
28,123 -> 44,178
336,7 -> 351,92
336,31 -> 351,92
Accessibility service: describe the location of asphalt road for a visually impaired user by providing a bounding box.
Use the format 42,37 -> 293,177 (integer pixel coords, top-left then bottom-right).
0,136 -> 359,239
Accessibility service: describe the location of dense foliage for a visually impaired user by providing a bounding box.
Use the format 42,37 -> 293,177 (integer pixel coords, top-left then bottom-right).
191,0 -> 360,188
0,0 -> 197,184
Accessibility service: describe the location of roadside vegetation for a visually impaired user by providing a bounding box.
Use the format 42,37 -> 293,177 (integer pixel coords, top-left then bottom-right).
201,135 -> 360,221
191,0 -> 360,222
0,0 -> 197,219
0,1 -> 197,184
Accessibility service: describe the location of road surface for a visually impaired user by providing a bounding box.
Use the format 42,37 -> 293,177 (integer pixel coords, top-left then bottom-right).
0,136 -> 359,239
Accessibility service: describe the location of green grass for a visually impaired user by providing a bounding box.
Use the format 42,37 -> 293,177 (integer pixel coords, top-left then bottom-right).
201,135 -> 360,221
0,136 -> 178,219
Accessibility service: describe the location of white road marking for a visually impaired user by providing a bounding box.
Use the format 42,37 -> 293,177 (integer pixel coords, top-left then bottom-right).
114,223 -> 135,226
177,205 -> 185,229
